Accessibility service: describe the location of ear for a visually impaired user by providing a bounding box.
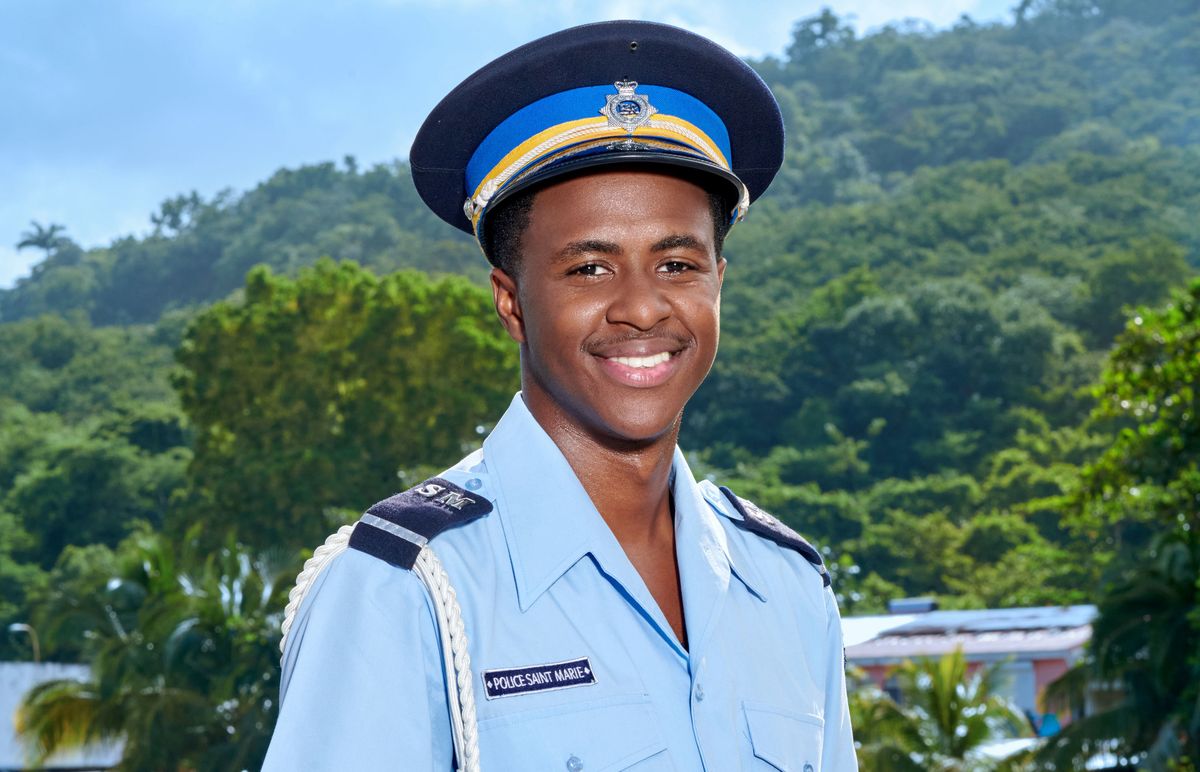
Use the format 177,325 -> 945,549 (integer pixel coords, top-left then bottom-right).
716,256 -> 727,288
490,267 -> 526,343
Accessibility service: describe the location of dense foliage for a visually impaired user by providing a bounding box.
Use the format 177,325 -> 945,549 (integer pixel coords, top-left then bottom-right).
850,649 -> 1029,771
16,525 -> 289,771
0,160 -> 483,326
173,259 -> 518,550
2,0 -> 1196,767
1037,279 -> 1200,769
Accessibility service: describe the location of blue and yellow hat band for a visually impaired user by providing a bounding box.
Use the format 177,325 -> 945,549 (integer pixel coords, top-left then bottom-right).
462,81 -> 751,237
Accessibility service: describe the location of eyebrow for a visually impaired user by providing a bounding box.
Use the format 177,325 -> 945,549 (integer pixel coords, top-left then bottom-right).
553,233 -> 706,262
650,234 -> 705,253
554,239 -> 621,261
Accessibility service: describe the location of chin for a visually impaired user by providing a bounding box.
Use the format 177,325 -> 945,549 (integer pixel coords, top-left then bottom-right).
587,401 -> 685,447
521,353 -> 699,448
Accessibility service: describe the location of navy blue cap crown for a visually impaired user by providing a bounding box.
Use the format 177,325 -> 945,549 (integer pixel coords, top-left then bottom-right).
409,20 -> 784,250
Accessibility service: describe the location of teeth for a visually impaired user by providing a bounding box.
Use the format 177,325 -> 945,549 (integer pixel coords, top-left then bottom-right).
610,352 -> 672,368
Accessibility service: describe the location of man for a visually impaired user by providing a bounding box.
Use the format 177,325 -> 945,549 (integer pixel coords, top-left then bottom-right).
265,20 -> 856,771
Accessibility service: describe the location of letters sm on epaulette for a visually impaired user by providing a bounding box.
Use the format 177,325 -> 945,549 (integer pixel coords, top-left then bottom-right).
349,478 -> 492,569
719,487 -> 831,588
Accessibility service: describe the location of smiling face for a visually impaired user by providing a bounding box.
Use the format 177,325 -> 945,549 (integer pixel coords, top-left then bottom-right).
490,168 -> 726,446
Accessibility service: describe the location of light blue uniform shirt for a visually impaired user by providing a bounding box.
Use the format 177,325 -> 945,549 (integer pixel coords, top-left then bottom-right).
265,395 -> 857,770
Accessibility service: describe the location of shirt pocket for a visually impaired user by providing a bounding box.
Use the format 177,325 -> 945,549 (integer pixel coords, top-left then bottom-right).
744,701 -> 825,772
477,693 -> 671,771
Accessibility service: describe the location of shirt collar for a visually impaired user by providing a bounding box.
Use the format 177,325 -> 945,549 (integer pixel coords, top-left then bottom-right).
482,394 -> 766,610
695,478 -> 770,602
483,394 -> 606,611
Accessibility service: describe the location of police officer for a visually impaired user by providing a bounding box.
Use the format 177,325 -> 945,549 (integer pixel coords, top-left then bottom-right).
264,20 -> 857,771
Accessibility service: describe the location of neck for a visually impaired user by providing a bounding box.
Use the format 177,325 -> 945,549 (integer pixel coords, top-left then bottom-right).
521,392 -> 679,549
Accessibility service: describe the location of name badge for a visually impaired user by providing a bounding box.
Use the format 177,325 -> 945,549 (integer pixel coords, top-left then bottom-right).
482,657 -> 596,699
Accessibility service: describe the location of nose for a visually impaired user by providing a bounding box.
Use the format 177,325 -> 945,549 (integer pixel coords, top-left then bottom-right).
605,268 -> 671,330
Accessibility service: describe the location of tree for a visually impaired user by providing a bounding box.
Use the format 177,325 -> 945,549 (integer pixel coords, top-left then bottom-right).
16,525 -> 293,771
173,259 -> 518,551
4,432 -> 187,568
150,192 -> 204,235
851,649 -> 1031,771
0,509 -> 45,659
2,162 -> 484,326
1082,278 -> 1200,533
1041,279 -> 1200,769
16,222 -> 69,256
0,314 -> 178,421
1077,237 -> 1190,345
1040,529 -> 1198,770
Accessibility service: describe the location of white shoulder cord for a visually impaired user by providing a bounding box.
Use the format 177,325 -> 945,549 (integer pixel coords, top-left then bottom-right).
280,527 -> 482,772
280,524 -> 355,651
413,548 -> 481,772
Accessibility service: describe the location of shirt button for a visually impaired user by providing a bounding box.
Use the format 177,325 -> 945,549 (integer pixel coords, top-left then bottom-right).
694,682 -> 705,702
566,755 -> 584,771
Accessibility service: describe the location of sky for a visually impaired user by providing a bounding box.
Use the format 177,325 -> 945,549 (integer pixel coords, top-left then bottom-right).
0,0 -> 1015,289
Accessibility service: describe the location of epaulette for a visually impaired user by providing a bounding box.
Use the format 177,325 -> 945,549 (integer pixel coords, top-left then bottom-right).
719,486 -> 830,587
348,478 -> 492,569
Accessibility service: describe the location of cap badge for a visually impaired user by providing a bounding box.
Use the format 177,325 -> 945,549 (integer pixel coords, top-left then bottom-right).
601,80 -> 657,133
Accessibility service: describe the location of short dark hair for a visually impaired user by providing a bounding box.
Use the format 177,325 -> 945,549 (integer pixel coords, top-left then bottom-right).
482,171 -> 735,276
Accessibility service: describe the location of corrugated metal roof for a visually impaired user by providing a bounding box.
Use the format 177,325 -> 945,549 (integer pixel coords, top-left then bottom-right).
842,605 -> 1097,663
841,614 -> 917,647
847,626 -> 1093,660
883,605 -> 1096,635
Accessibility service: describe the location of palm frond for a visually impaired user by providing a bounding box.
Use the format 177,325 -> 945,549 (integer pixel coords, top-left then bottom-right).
14,678 -> 124,765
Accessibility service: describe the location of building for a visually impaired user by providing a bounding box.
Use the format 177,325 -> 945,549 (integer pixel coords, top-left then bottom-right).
843,603 -> 1097,730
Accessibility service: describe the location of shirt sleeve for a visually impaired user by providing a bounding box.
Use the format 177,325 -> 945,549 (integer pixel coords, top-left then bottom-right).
263,549 -> 454,771
821,586 -> 859,771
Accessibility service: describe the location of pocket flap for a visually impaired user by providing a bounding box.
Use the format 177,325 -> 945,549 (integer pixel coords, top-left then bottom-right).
744,702 -> 825,772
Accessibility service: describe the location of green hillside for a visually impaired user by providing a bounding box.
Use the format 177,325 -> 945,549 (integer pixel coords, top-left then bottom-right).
2,1 -> 1198,767
1,161 -> 483,326
3,0 -> 1196,327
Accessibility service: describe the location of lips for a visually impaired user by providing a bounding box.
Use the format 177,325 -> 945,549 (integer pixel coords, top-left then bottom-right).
588,335 -> 690,388
586,332 -> 689,358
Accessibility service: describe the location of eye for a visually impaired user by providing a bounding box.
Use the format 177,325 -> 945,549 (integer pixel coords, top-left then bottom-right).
567,262 -> 612,277
658,260 -> 695,275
